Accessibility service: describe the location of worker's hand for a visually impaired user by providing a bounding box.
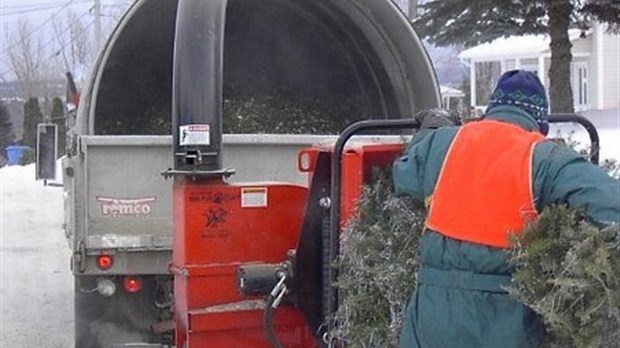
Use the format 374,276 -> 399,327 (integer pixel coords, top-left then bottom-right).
414,108 -> 456,129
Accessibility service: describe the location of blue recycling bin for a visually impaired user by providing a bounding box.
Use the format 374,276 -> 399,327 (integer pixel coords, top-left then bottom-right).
5,145 -> 30,165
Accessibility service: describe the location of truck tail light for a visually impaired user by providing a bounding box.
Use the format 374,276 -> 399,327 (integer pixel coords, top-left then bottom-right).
123,276 -> 143,293
97,255 -> 114,270
96,278 -> 117,297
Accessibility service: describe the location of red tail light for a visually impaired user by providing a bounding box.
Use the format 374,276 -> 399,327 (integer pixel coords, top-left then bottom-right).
123,276 -> 143,293
97,255 -> 114,270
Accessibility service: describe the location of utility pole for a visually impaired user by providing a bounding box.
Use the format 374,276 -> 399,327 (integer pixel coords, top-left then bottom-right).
408,0 -> 418,20
93,0 -> 102,55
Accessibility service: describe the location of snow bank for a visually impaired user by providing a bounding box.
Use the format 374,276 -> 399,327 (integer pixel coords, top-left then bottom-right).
0,161 -> 73,347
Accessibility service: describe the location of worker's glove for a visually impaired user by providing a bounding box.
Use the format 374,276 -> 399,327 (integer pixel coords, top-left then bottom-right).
414,108 -> 456,129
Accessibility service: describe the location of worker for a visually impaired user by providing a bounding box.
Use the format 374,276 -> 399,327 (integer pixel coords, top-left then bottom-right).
393,69 -> 620,348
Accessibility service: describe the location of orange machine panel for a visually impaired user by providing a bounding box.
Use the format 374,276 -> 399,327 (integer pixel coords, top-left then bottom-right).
172,178 -> 316,348
340,143 -> 405,225
299,143 -> 405,226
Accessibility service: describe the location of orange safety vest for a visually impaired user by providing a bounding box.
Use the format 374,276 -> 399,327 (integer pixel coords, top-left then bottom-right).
426,120 -> 545,248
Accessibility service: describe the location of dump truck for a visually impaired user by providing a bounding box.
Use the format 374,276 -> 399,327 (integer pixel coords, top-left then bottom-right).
53,0 -> 440,346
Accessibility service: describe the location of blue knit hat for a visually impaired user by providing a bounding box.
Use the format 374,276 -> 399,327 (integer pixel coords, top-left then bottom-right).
486,70 -> 549,135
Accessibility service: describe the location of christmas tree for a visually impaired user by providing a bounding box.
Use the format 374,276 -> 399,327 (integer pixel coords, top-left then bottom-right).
333,171 -> 619,347
331,170 -> 424,347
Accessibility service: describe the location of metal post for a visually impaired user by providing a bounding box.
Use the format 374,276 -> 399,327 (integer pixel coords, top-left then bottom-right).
93,0 -> 102,55
408,0 -> 418,20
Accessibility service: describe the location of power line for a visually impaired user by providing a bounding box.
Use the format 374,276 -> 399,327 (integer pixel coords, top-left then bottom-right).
0,6 -> 94,78
1,5 -> 71,16
0,1 -> 131,80
1,18 -> 95,82
0,2 -> 74,10
1,1 -> 130,57
51,18 -> 96,69
0,0 -> 77,57
0,0 -> 92,16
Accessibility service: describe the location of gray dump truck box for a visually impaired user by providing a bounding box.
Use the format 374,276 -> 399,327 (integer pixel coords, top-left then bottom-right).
67,134 -> 348,273
68,133 -> 407,256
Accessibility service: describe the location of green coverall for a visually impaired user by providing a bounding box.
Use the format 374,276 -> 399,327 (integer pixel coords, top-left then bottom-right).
393,106 -> 620,348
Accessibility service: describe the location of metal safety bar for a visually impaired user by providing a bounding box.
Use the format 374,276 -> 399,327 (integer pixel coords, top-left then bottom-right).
548,113 -> 600,165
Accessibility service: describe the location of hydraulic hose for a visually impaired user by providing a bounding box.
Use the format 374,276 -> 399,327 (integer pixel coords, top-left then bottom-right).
264,294 -> 284,348
264,273 -> 288,348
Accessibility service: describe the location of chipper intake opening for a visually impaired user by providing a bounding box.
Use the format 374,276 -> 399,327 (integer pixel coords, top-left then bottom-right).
91,0 -> 439,137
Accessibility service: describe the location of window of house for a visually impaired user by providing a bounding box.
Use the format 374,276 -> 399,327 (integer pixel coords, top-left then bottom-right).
572,62 -> 589,109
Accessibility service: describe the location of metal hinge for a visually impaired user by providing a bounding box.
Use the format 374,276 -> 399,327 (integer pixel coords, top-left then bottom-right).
73,239 -> 86,273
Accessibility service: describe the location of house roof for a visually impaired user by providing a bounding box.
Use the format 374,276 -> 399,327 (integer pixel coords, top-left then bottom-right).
458,29 -> 587,61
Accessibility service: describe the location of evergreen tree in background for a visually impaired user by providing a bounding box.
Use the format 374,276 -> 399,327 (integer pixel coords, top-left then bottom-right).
412,0 -> 620,113
50,97 -> 66,157
1,101 -> 16,159
22,97 -> 43,149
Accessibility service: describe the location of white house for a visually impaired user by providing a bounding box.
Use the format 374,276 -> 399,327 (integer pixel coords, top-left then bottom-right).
458,24 -> 619,112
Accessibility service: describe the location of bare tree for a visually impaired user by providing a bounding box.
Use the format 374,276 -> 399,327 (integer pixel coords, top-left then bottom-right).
3,18 -> 58,100
2,2 -> 132,101
52,9 -> 91,75
4,18 -> 42,98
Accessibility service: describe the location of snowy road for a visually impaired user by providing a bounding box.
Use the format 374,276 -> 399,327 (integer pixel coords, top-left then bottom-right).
0,164 -> 74,347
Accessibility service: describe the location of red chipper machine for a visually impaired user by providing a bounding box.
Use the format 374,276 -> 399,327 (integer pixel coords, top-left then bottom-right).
165,2 -> 603,347
164,1 -> 422,347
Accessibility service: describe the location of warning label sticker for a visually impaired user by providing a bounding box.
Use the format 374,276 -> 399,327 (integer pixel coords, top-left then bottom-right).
241,187 -> 268,208
180,124 -> 210,146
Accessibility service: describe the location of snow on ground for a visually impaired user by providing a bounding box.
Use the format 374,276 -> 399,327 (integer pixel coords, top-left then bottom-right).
0,162 -> 73,347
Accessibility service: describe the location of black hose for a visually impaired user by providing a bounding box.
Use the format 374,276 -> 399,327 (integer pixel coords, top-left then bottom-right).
264,294 -> 285,348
